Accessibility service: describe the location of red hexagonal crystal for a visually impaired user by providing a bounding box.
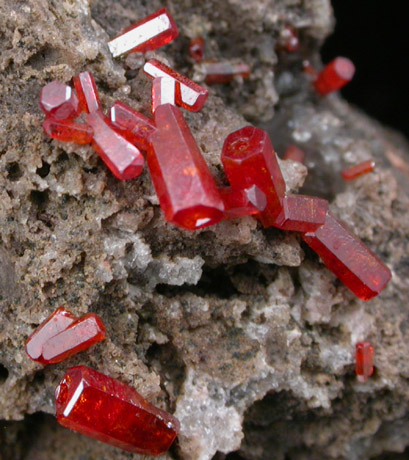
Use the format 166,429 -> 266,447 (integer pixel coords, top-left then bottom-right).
87,110 -> 144,180
273,195 -> 328,232
110,100 -> 156,152
219,186 -> 265,219
43,118 -> 93,145
203,61 -> 251,85
189,36 -> 205,63
151,77 -> 176,113
25,307 -> 77,363
40,81 -> 80,120
355,341 -> 374,383
148,103 -> 224,230
73,72 -> 102,114
302,212 -> 391,300
283,145 -> 305,164
341,160 -> 375,181
221,126 -> 286,227
314,57 -> 355,96
41,313 -> 105,364
108,8 -> 179,58
144,59 -> 208,112
55,366 -> 180,455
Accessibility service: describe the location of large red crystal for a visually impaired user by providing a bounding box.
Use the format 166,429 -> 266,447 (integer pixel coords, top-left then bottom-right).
40,81 -> 80,120
73,72 -> 102,113
87,110 -> 144,180
43,118 -> 93,145
203,61 -> 251,85
342,160 -> 375,181
355,341 -> 374,382
55,366 -> 180,455
108,8 -> 178,57
148,103 -> 224,230
221,126 -> 286,227
302,212 -> 391,300
314,57 -> 355,96
144,59 -> 208,112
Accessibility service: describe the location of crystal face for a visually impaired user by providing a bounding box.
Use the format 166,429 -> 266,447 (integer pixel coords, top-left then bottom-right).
144,59 -> 208,112
40,81 -> 80,120
55,366 -> 180,456
219,186 -> 265,219
202,61 -> 251,85
108,8 -> 178,57
221,126 -> 286,227
189,36 -> 205,62
314,57 -> 355,96
43,118 -> 93,145
302,212 -> 391,300
342,160 -> 375,181
283,145 -> 305,163
73,72 -> 102,113
151,77 -> 176,113
148,104 -> 224,230
355,341 -> 374,383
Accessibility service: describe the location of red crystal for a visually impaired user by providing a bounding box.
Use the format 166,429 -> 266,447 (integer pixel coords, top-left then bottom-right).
189,36 -> 205,62
144,59 -> 208,112
221,126 -> 286,227
277,25 -> 300,53
203,61 -> 251,85
40,81 -> 80,120
25,307 -> 76,363
87,110 -> 144,180
73,72 -> 102,113
283,145 -> 305,164
108,8 -> 178,57
151,77 -> 176,113
110,100 -> 156,152
302,212 -> 391,300
43,118 -> 93,145
355,341 -> 374,382
41,313 -> 105,364
148,103 -> 224,230
220,186 -> 265,219
342,160 -> 375,181
273,195 -> 328,232
314,57 -> 355,96
55,366 -> 180,455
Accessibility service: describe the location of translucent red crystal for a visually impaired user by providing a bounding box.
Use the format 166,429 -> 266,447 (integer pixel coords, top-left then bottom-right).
73,72 -> 102,113
283,145 -> 305,164
110,100 -> 156,152
302,212 -> 391,300
220,186 -> 265,219
221,126 -> 286,227
144,59 -> 208,112
203,61 -> 251,85
41,313 -> 105,364
108,8 -> 179,57
40,81 -> 80,120
87,110 -> 144,180
43,118 -> 93,145
342,160 -> 375,181
355,341 -> 374,382
151,77 -> 176,113
314,57 -> 355,96
55,366 -> 180,455
148,103 -> 224,230
273,195 -> 328,232
189,36 -> 205,63
277,25 -> 300,53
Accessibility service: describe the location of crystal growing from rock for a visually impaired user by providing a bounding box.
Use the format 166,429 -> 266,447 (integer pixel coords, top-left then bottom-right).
355,341 -> 374,382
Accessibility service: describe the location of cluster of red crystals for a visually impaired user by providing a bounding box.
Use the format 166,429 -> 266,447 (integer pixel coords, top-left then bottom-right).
342,160 -> 375,181
25,307 -> 105,365
189,36 -> 205,62
151,77 -> 176,113
108,8 -> 179,58
283,145 -> 305,164
55,366 -> 180,456
314,57 -> 355,96
203,61 -> 251,85
355,341 -> 374,382
277,25 -> 300,53
40,81 -> 80,120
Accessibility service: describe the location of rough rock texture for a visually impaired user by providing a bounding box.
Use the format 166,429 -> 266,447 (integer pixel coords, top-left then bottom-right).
0,1 -> 408,460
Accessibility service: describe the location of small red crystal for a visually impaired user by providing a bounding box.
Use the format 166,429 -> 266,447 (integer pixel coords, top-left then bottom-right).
314,57 -> 355,96
25,307 -> 77,363
283,145 -> 305,164
55,366 -> 180,455
151,77 -> 176,113
43,118 -> 93,145
341,160 -> 375,181
221,126 -> 286,227
148,104 -> 224,230
110,100 -> 156,152
87,110 -> 144,180
302,212 -> 391,300
108,8 -> 179,57
273,195 -> 328,232
203,61 -> 251,85
144,59 -> 208,112
40,81 -> 80,120
219,186 -> 265,219
73,72 -> 102,113
189,36 -> 205,63
355,341 -> 374,382
277,25 -> 300,53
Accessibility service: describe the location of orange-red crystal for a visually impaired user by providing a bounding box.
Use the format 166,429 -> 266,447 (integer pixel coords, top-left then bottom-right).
355,341 -> 374,382
341,160 -> 375,181
43,118 -> 93,145
314,57 -> 355,96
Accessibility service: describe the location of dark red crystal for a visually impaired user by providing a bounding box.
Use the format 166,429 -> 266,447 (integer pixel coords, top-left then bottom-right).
189,37 -> 205,62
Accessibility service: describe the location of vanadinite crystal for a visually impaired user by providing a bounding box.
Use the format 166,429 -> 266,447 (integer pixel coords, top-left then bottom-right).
43,118 -> 93,145
202,61 -> 251,85
283,145 -> 305,164
302,212 -> 391,300
342,160 -> 375,181
87,110 -> 144,180
355,341 -> 374,382
148,103 -> 224,230
55,366 -> 180,455
219,186 -> 265,219
40,81 -> 80,120
151,77 -> 176,113
314,57 -> 355,96
108,8 -> 178,58
277,25 -> 300,53
221,126 -> 286,227
73,72 -> 102,113
144,59 -> 208,112
189,36 -> 205,62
